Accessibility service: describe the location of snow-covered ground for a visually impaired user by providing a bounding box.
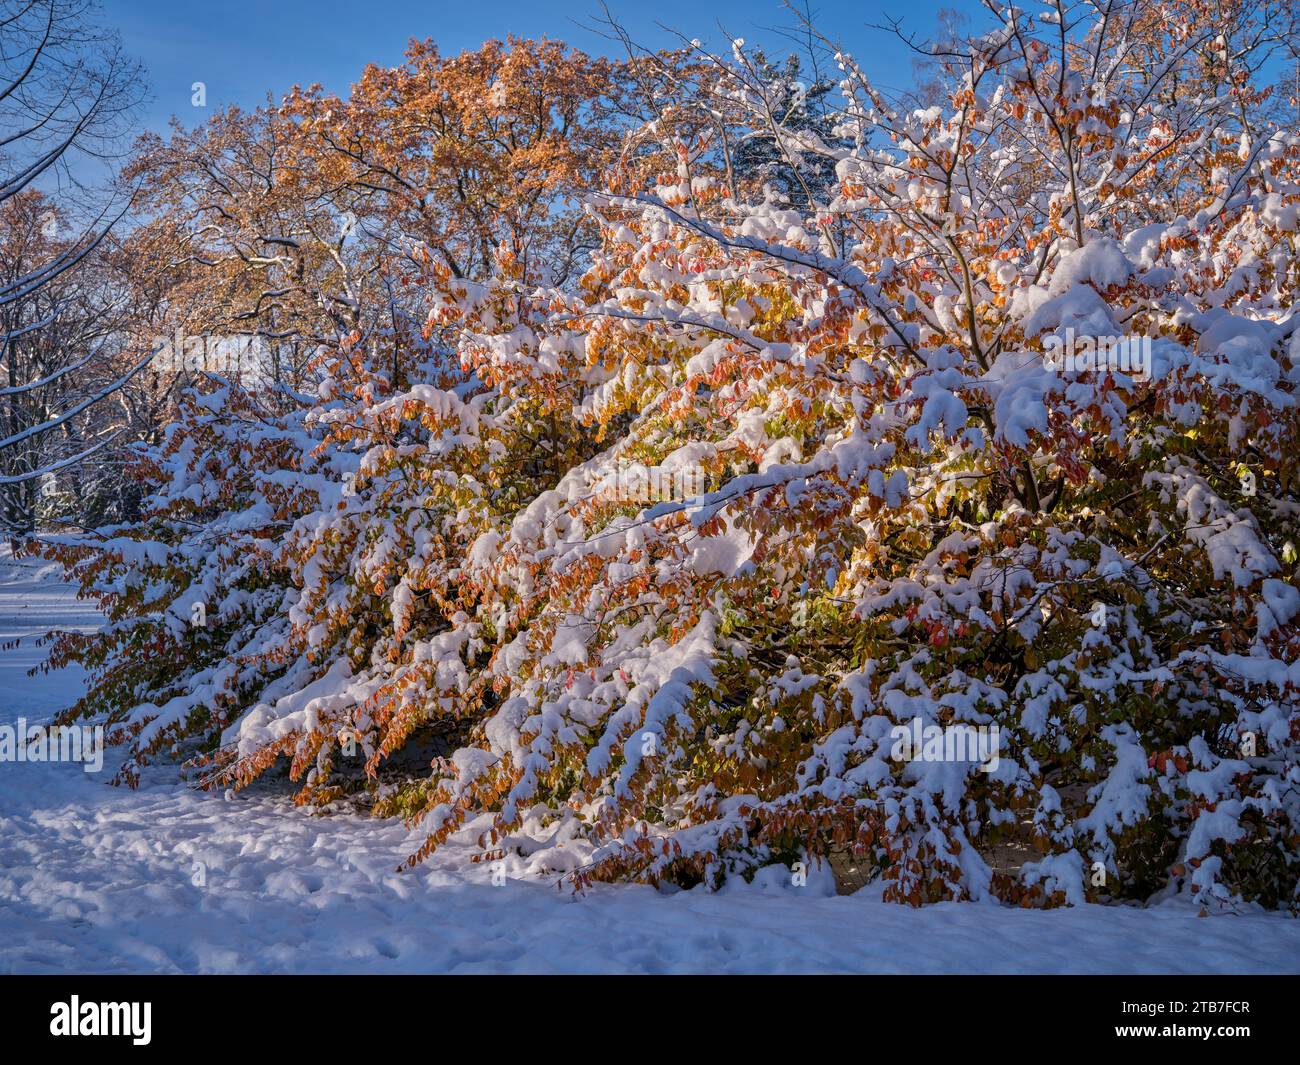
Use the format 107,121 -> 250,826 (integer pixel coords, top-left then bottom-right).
0,551 -> 1297,974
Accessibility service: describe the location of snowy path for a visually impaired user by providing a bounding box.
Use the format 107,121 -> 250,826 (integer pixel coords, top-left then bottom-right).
1,552 -> 1297,974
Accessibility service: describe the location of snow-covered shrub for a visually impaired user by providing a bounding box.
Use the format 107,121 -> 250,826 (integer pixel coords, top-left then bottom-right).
36,2 -> 1300,909
37,382 -> 326,784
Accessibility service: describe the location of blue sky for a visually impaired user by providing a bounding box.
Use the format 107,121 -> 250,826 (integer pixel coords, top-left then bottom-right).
101,0 -> 973,136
